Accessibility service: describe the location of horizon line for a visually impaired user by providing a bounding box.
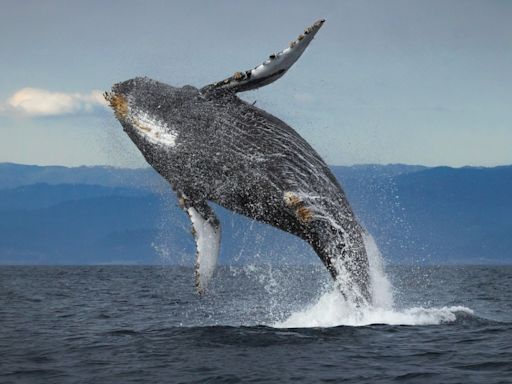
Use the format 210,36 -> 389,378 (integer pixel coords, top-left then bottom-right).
2,161 -> 512,170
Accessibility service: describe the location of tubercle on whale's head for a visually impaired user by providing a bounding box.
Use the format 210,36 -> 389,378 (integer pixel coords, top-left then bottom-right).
104,90 -> 128,120
104,79 -> 138,124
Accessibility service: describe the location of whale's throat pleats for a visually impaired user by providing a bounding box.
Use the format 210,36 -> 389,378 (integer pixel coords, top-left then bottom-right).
178,194 -> 221,294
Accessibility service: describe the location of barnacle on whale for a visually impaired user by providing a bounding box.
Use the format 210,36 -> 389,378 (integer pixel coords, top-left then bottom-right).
104,91 -> 128,119
284,192 -> 313,223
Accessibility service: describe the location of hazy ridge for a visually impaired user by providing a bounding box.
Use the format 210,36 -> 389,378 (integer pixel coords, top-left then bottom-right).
0,163 -> 510,265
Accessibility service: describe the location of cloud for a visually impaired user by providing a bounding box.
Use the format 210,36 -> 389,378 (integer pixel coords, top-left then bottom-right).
2,88 -> 108,117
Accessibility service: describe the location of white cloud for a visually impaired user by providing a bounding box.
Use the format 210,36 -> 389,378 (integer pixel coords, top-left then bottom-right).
2,88 -> 108,117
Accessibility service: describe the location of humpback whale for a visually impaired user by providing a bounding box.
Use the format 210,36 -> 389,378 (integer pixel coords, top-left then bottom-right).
105,20 -> 371,304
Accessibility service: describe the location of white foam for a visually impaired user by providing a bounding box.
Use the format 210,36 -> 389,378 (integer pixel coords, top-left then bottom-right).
273,233 -> 473,328
274,287 -> 473,327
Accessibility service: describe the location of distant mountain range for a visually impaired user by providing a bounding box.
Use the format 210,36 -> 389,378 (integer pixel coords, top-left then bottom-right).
0,163 -> 510,265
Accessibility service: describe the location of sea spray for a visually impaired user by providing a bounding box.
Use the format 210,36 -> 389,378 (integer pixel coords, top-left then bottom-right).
364,233 -> 394,309
152,209 -> 474,328
273,233 -> 474,327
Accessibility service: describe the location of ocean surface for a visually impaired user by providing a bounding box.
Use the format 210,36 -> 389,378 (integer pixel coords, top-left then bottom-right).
1,264 -> 511,383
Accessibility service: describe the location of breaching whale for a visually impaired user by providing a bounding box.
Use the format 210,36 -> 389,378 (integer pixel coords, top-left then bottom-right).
105,19 -> 371,304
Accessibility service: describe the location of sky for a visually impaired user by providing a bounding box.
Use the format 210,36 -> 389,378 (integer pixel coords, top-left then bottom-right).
0,0 -> 511,168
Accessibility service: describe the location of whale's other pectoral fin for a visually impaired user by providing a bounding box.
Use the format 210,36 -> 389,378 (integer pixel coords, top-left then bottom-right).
202,19 -> 325,94
179,195 -> 221,294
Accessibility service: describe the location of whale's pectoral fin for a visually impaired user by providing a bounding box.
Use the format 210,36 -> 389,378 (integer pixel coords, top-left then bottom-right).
178,193 -> 221,294
202,19 -> 325,94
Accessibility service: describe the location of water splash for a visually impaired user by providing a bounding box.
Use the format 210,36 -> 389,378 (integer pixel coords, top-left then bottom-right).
274,234 -> 474,328
365,233 -> 394,309
274,288 -> 474,327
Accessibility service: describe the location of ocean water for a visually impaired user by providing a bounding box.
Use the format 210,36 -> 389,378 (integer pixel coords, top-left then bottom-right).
1,263 -> 511,383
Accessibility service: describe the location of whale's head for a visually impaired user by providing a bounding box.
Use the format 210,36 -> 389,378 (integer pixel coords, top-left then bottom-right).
104,77 -> 200,153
